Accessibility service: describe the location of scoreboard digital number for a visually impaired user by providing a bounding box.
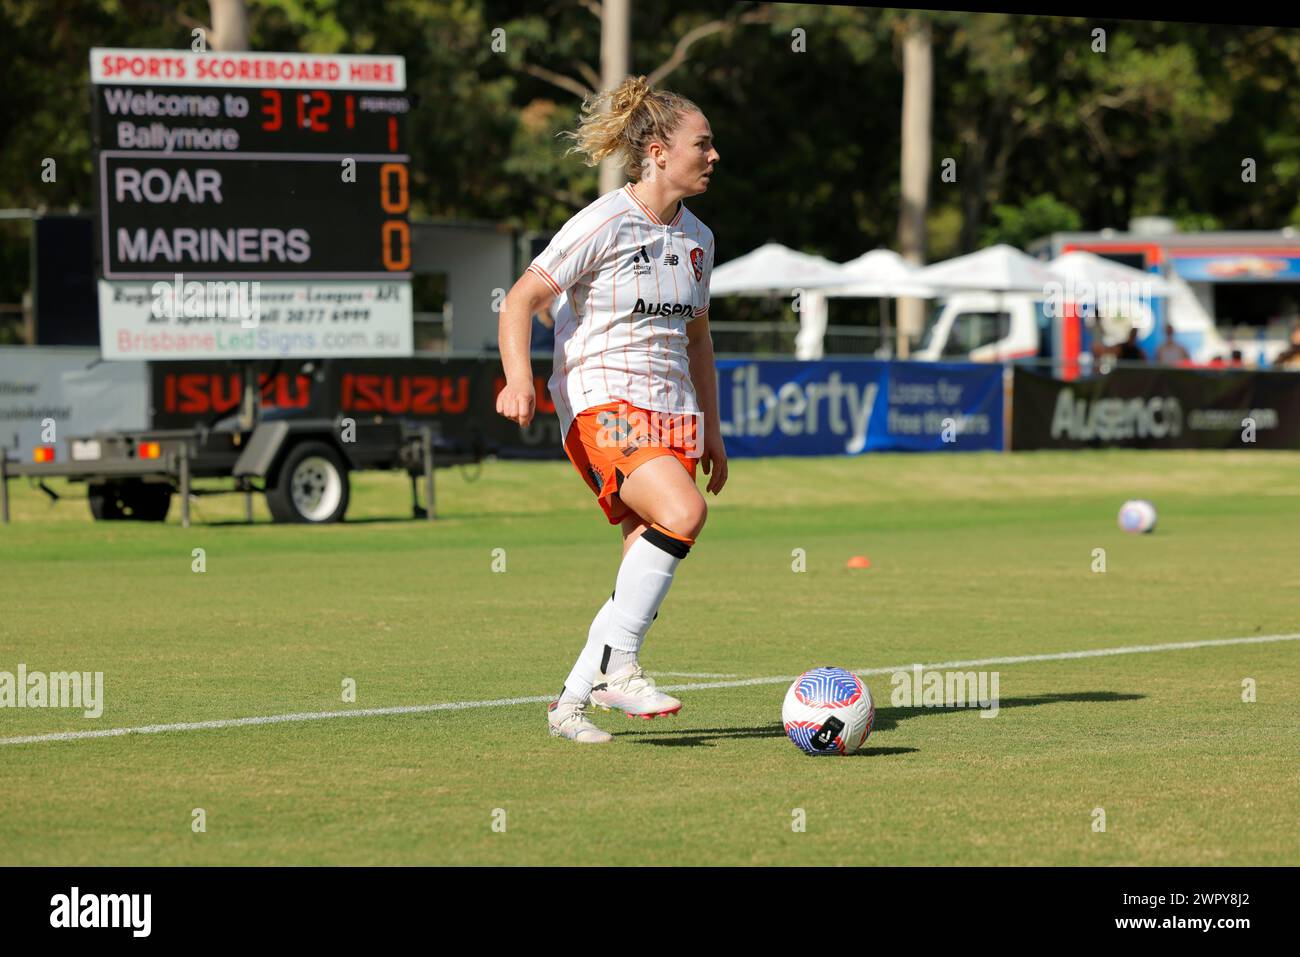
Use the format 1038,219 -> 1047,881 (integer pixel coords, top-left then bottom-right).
90,49 -> 410,280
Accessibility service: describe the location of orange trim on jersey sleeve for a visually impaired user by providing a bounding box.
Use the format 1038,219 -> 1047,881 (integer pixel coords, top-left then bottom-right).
527,263 -> 562,295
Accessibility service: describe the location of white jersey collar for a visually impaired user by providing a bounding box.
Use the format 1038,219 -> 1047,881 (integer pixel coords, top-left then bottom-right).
622,183 -> 684,228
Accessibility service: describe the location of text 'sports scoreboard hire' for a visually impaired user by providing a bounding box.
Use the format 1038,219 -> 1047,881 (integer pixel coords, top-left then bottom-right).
91,48 -> 414,360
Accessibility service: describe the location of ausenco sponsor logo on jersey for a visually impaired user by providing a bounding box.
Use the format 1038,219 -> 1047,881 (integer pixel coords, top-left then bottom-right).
631,298 -> 694,318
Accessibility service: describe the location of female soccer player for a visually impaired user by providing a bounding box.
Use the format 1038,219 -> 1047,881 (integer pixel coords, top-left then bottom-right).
496,75 -> 726,744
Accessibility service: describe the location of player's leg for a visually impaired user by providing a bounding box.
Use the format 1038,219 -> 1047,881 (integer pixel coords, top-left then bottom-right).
549,413 -> 624,743
614,454 -> 707,541
551,416 -> 704,734
587,456 -> 705,717
554,510 -> 660,724
620,511 -> 648,559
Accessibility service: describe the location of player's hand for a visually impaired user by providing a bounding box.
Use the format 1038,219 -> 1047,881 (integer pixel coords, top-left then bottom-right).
497,379 -> 535,428
699,430 -> 728,495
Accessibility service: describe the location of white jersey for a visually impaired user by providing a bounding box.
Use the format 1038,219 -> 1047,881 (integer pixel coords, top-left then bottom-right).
527,184 -> 715,445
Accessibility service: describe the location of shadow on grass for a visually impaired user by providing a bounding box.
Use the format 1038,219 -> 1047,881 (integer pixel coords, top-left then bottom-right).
618,691 -> 1143,748
870,690 -> 1144,733
616,724 -> 785,746
197,516 -> 426,527
198,510 -> 577,526
619,723 -> 917,754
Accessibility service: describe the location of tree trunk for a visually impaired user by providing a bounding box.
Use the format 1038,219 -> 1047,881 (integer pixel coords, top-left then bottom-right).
599,0 -> 630,196
896,17 -> 933,357
209,0 -> 250,52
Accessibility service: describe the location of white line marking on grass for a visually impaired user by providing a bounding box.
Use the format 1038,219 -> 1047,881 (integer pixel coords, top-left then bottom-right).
2,633 -> 1296,747
646,671 -> 741,678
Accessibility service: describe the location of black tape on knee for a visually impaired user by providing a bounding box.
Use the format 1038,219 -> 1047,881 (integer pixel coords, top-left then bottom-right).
641,524 -> 691,560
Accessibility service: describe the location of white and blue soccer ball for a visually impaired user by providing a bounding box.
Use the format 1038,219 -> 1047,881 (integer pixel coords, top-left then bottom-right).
782,667 -> 875,756
1118,499 -> 1158,534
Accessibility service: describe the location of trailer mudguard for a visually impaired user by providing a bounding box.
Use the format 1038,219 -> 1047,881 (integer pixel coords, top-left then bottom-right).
232,421 -> 292,478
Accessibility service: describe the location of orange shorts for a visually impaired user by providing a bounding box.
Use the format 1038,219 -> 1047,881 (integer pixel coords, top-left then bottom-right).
563,400 -> 700,525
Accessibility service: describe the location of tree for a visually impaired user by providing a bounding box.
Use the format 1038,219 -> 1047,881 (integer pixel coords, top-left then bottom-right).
896,14 -> 933,355
504,0 -> 774,200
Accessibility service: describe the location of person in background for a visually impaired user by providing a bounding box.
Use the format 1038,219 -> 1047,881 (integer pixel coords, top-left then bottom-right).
530,294 -> 560,353
1115,327 -> 1148,363
1274,323 -> 1300,370
1087,318 -> 1114,374
1154,323 -> 1190,366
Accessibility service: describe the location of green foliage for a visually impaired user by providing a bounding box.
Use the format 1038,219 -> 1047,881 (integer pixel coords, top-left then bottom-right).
3,1 -> 1300,302
980,193 -> 1082,249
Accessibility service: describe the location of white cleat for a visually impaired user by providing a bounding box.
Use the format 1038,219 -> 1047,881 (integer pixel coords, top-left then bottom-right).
547,699 -> 613,743
590,665 -> 683,719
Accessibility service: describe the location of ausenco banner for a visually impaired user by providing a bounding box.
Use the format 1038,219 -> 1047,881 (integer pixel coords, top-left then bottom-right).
1012,366 -> 1300,449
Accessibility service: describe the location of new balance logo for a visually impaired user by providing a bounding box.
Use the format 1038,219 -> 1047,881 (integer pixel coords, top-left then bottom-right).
663,253 -> 680,266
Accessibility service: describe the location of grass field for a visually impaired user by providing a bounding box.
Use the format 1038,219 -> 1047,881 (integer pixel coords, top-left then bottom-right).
1,450 -> 1297,866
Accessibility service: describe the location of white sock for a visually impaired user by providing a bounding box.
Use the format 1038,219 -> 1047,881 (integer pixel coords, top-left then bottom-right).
558,524 -> 694,698
560,598 -> 615,703
606,523 -> 694,662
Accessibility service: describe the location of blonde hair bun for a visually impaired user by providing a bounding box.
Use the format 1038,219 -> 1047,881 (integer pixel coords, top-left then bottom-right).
561,75 -> 699,182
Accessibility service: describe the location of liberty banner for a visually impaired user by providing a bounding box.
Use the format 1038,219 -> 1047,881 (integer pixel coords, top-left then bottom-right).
714,359 -> 1005,457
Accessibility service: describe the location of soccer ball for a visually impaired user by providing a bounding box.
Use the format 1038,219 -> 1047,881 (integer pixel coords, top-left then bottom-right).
782,667 -> 875,756
1118,499 -> 1157,534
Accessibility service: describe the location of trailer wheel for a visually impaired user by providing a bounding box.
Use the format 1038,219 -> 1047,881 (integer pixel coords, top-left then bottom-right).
88,482 -> 126,521
266,441 -> 350,523
88,481 -> 171,522
123,482 -> 172,522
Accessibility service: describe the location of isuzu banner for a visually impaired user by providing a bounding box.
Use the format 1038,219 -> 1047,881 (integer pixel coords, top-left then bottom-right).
1012,366 -> 1300,449
715,359 -> 1004,457
149,356 -> 556,459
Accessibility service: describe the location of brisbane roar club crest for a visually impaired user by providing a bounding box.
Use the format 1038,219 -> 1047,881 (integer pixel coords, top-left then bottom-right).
690,247 -> 704,282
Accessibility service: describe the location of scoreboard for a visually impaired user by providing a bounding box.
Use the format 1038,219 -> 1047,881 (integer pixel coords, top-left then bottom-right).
91,48 -> 414,359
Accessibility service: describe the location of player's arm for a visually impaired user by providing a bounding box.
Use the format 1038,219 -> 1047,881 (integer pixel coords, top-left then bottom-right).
496,269 -> 555,426
687,311 -> 722,434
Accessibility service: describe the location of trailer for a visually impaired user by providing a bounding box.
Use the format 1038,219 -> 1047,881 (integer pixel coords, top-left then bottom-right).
0,389 -> 483,527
